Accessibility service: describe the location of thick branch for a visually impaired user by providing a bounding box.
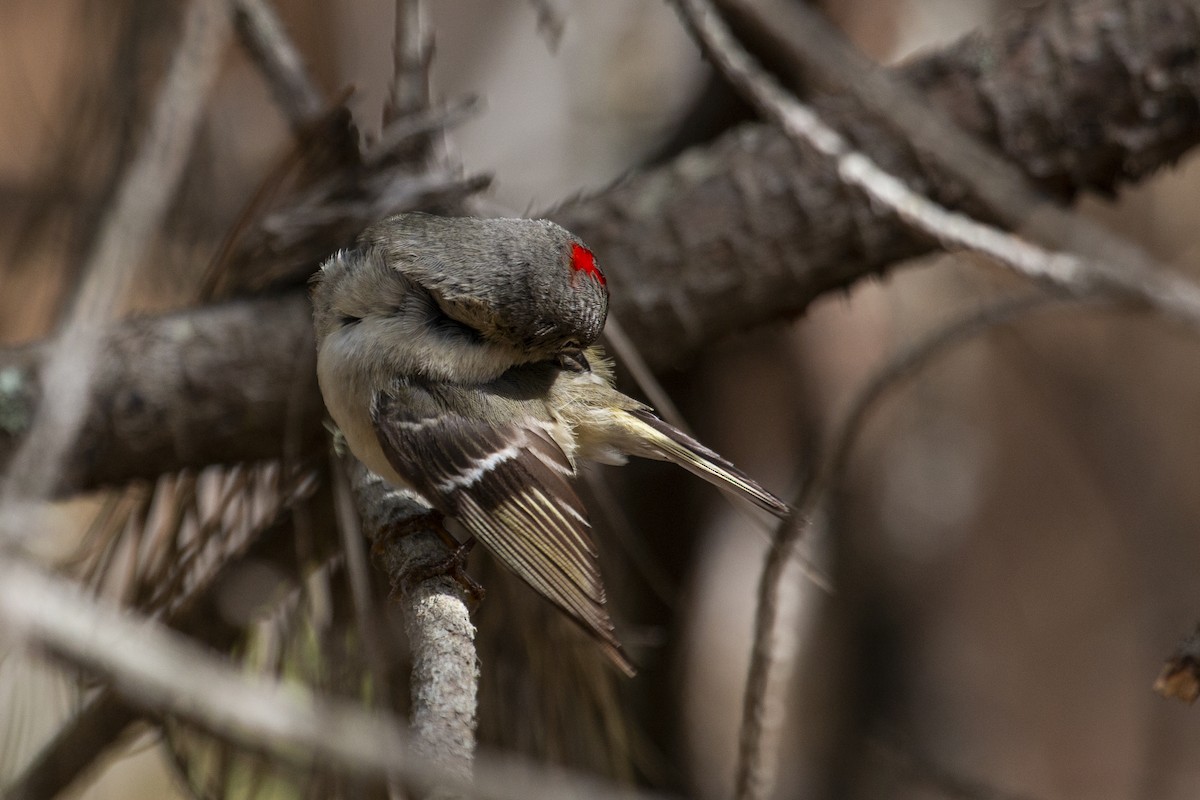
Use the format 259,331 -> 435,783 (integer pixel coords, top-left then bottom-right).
560,0 -> 1200,365
0,294 -> 324,493
1,0 -> 1198,494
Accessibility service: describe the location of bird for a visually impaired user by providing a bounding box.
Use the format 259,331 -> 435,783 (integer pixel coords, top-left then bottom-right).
310,212 -> 788,675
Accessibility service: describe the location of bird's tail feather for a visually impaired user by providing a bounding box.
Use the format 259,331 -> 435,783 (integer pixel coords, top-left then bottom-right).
627,409 -> 789,518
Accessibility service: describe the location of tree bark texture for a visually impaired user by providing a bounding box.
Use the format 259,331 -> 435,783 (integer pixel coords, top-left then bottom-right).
1,0 -> 1197,496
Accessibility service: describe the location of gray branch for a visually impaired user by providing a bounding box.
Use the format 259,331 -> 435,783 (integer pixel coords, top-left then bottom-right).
1,0 -> 1198,496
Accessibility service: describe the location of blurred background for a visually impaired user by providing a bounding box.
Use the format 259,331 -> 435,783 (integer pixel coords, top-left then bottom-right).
2,1 -> 1200,798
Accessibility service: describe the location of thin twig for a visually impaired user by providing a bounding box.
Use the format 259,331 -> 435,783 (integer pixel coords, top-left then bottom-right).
384,0 -> 432,126
671,0 -> 1200,330
231,0 -> 325,131
733,292 -> 1073,800
0,0 -> 231,532
0,559 -> 668,800
364,96 -> 481,167
331,456 -> 395,713
602,316 -> 688,434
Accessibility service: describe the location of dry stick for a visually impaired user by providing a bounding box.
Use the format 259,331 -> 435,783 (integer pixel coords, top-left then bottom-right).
672,0 -> 1200,329
385,0 -> 431,125
601,317 -> 688,434
743,293 -> 1070,800
331,456 -> 396,713
7,468 -> 328,800
231,0 -> 325,131
364,96 -> 482,167
668,0 -> 1200,796
372,3 -> 481,790
0,0 -> 231,530
709,0 -> 1197,306
0,559 -> 670,800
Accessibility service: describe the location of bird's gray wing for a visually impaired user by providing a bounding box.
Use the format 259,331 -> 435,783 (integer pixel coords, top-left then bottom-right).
371,379 -> 633,675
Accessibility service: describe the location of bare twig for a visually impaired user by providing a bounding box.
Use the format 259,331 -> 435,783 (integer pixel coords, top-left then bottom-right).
670,0 -> 1200,330
231,0 -> 325,130
0,0 -> 231,527
364,96 -> 482,167
385,0 -> 432,126
2,0 -> 1198,494
347,460 -> 478,788
732,292 -> 1076,799
0,560 -> 666,800
331,457 -> 395,712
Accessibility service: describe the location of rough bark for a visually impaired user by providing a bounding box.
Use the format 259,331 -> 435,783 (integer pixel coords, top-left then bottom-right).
0,294 -> 324,493
1,0 -> 1197,496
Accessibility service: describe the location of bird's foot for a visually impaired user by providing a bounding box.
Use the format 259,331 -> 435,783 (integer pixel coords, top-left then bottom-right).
402,537 -> 485,609
375,514 -> 485,609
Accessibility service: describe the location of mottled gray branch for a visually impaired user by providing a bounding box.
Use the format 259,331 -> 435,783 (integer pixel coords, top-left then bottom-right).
349,461 -> 478,789
0,559 -> 664,800
1,0 -> 1198,496
561,0 -> 1200,366
0,294 -> 325,494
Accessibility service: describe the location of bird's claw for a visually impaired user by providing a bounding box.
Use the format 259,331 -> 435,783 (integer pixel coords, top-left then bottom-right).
401,538 -> 486,609
375,514 -> 485,609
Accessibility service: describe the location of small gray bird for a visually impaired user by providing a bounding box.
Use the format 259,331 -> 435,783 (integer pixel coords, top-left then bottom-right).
311,213 -> 787,675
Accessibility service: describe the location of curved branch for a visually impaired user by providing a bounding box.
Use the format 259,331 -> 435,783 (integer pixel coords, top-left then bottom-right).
1,0 -> 1198,495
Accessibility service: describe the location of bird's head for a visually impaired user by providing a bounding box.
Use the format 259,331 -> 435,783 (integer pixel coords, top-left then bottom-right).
359,213 -> 609,362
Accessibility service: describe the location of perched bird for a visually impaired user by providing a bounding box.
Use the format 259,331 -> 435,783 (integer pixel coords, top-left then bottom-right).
311,213 -> 787,675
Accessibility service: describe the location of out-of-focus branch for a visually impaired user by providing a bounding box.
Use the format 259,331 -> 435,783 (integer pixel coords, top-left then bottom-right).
231,0 -> 325,130
559,0 -> 1200,365
7,464 -> 330,799
733,292 -> 1082,800
1,0 -> 1198,495
0,0 -> 231,518
384,0 -> 431,125
0,560 -> 662,800
667,1 -> 1200,796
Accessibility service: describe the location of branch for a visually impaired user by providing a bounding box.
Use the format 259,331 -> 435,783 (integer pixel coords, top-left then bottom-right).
0,0 -> 232,513
731,292 -> 1086,800
2,0 -> 1199,494
231,0 -> 325,131
8,464 -> 331,799
673,0 -> 1200,334
348,460 -> 479,786
556,0 -> 1200,366
0,294 -> 324,494
0,560 -> 663,800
